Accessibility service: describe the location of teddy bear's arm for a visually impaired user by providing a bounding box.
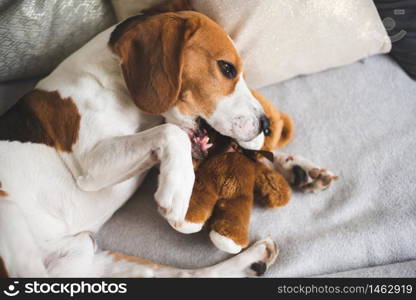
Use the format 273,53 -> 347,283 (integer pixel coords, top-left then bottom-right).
254,162 -> 292,208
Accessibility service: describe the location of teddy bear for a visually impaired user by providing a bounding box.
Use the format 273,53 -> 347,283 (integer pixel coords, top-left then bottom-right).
172,90 -> 295,254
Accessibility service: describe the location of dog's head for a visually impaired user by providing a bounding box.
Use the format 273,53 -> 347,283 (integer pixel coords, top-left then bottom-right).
109,11 -> 266,143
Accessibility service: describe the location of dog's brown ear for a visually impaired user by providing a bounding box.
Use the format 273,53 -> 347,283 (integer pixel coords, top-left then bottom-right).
109,13 -> 192,114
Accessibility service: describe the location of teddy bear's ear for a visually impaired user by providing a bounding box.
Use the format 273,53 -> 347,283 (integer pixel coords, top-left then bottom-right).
276,113 -> 294,148
262,110 -> 294,150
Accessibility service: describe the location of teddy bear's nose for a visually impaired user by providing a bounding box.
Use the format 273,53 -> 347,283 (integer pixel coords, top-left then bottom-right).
260,115 -> 270,135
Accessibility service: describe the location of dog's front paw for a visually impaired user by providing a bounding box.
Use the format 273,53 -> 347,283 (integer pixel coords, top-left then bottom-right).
155,126 -> 196,225
273,153 -> 338,193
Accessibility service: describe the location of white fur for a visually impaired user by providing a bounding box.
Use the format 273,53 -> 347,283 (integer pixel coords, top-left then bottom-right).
238,132 -> 265,150
206,75 -> 264,142
0,25 -> 277,277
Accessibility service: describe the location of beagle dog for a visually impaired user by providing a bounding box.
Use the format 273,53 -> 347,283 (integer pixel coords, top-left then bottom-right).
0,8 -> 335,277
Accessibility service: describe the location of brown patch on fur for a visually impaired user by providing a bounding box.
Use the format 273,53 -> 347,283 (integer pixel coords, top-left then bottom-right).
109,11 -> 241,117
109,252 -> 162,268
109,12 -> 189,114
251,90 -> 294,150
0,90 -> 80,152
0,257 -> 9,278
176,16 -> 242,118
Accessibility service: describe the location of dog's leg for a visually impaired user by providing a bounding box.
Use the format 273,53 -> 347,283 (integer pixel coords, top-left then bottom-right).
265,151 -> 338,193
76,124 -> 194,224
0,199 -> 48,277
94,237 -> 278,277
2,228 -> 277,277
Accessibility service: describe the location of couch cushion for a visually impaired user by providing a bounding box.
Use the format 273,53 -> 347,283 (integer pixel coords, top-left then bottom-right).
0,0 -> 115,82
111,0 -> 392,89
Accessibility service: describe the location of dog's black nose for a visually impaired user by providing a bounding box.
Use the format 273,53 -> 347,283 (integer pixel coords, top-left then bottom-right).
259,115 -> 270,135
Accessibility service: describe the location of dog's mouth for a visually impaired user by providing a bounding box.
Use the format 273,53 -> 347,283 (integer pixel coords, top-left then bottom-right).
187,117 -> 213,160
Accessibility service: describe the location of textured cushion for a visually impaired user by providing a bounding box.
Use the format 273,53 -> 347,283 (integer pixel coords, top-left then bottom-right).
0,0 -> 116,82
374,0 -> 416,80
111,0 -> 391,89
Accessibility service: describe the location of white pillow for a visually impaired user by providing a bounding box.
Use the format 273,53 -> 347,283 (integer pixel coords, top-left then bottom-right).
111,0 -> 391,89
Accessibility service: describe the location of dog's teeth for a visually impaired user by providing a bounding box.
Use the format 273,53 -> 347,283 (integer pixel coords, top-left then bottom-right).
206,143 -> 213,149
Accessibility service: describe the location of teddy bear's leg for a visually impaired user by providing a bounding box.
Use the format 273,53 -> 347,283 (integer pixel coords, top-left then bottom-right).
209,195 -> 253,254
171,180 -> 219,234
254,162 -> 292,208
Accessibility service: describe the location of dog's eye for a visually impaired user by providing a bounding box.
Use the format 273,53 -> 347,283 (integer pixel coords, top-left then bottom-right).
217,60 -> 237,79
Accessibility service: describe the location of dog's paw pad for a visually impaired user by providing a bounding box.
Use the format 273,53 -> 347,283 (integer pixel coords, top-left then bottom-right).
224,237 -> 278,277
293,165 -> 308,186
